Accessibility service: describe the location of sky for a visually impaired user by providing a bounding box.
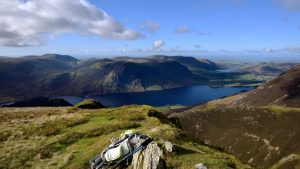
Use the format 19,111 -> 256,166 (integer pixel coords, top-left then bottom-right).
0,0 -> 299,61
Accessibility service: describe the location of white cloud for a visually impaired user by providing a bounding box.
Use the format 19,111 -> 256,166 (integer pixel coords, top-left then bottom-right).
274,0 -> 300,10
153,40 -> 165,50
175,26 -> 191,34
121,47 -> 128,53
175,26 -> 212,36
242,47 -> 300,54
263,48 -> 275,53
0,0 -> 143,47
141,20 -> 160,33
242,49 -> 261,53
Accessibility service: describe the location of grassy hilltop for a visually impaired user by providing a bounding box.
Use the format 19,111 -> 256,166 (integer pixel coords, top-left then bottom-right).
0,105 -> 252,169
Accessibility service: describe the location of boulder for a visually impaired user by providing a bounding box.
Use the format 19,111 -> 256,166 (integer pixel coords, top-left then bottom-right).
132,141 -> 166,169
195,163 -> 207,169
164,141 -> 173,153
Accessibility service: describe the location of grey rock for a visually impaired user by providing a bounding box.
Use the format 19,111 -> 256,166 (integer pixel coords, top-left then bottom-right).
164,141 -> 173,153
195,163 -> 207,169
132,141 -> 166,169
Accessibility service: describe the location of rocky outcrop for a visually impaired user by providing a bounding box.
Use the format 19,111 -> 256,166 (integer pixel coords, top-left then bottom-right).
164,141 -> 173,153
132,141 -> 166,169
195,163 -> 207,169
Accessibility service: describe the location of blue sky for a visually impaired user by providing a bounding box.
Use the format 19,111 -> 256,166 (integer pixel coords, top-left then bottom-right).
0,0 -> 299,61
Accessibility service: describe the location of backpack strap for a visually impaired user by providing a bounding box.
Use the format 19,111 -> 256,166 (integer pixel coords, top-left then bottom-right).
111,137 -> 152,169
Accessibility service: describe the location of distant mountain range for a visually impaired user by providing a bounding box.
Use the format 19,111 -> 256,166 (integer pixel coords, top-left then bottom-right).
0,54 -> 220,102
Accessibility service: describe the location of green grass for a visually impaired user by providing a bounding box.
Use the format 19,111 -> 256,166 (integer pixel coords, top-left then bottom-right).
155,105 -> 186,112
0,106 -> 253,169
74,99 -> 104,109
270,154 -> 300,169
264,106 -> 300,116
201,72 -> 274,87
236,74 -> 273,82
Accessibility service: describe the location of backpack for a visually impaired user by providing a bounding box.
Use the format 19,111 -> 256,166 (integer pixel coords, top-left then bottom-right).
90,130 -> 152,169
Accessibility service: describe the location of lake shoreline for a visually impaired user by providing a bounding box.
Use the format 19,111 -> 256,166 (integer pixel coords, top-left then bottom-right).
58,85 -> 254,107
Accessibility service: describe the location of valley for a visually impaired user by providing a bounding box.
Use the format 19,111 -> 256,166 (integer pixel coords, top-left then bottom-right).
1,1 -> 299,168
0,54 -> 295,103
1,54 -> 299,169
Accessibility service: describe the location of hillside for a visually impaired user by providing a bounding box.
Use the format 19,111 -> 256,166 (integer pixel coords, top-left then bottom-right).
0,54 -> 206,102
216,64 -> 300,107
0,105 -> 252,169
151,55 -> 221,72
169,65 -> 300,169
0,54 -> 78,102
240,62 -> 298,76
38,61 -> 197,97
170,105 -> 300,169
4,97 -> 72,107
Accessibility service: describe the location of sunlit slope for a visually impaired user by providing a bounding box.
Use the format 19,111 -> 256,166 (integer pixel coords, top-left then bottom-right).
0,105 -> 252,169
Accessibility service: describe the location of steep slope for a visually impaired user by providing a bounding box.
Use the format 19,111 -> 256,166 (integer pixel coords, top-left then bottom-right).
0,55 -> 200,101
170,65 -> 300,168
171,106 -> 300,168
0,54 -> 78,101
220,64 -> 300,107
38,61 -> 197,97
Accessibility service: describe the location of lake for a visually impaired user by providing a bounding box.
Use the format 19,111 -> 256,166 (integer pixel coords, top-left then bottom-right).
59,85 -> 253,107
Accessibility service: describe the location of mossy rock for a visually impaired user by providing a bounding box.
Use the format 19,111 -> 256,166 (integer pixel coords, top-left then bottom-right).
74,99 -> 105,109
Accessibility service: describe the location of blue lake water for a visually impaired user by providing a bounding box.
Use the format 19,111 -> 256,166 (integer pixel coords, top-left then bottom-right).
59,85 -> 253,107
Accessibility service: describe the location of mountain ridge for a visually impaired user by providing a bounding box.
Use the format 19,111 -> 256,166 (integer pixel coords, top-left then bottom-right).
0,54 -> 216,102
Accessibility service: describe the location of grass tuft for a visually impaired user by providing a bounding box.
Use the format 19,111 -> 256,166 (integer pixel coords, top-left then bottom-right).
74,99 -> 105,109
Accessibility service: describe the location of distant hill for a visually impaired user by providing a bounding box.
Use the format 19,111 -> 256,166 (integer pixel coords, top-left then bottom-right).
22,54 -> 79,62
38,61 -> 197,97
151,55 -> 221,72
239,62 -> 298,76
0,54 -> 205,102
4,97 -> 72,107
219,64 -> 300,107
0,54 -> 78,102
